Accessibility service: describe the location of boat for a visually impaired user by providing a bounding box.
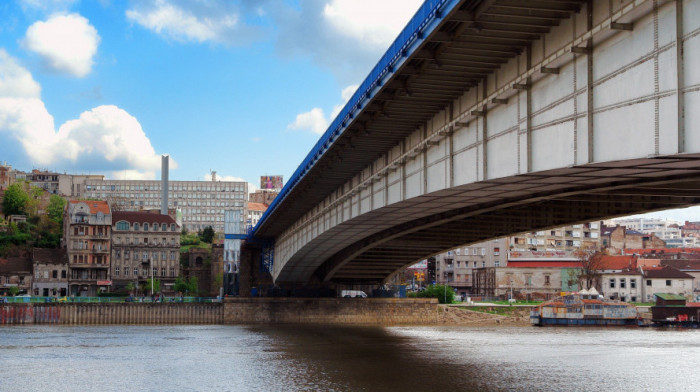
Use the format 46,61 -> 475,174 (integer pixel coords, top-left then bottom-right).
530,288 -> 639,326
650,293 -> 700,328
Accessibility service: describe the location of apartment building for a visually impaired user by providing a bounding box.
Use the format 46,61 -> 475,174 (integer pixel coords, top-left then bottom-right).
64,200 -> 112,296
81,179 -> 248,233
435,238 -> 509,298
111,211 -> 180,294
32,248 -> 68,297
510,222 -> 602,251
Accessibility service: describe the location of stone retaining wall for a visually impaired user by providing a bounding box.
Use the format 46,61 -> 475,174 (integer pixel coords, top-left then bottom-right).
223,297 -> 439,325
0,298 -> 439,325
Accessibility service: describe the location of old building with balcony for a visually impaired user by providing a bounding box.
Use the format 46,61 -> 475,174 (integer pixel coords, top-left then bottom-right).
111,211 -> 180,294
64,200 -> 112,296
0,254 -> 32,296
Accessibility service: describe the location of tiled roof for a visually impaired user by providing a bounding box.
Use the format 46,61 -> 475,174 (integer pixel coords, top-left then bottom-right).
248,202 -> 268,212
625,248 -> 700,255
599,255 -> 636,270
662,259 -> 700,271
644,266 -> 694,279
625,230 -> 644,236
0,256 -> 32,273
607,268 -> 642,276
505,261 -> 582,268
113,211 -> 177,226
69,199 -> 111,214
683,221 -> 700,230
32,248 -> 67,264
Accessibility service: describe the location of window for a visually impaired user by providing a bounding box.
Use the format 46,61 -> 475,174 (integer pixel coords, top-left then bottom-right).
630,279 -> 636,289
494,247 -> 500,255
161,268 -> 166,277
480,248 -> 486,256
61,270 -> 66,278
115,267 -> 120,276
171,224 -> 176,231
620,278 -> 626,289
481,261 -> 485,268
162,224 -> 167,231
152,267 -> 157,277
134,268 -> 139,276
153,223 -> 158,231
124,268 -> 129,277
116,221 -> 130,230
646,279 -> 652,286
666,280 -> 672,286
52,270 -> 58,279
631,296 -> 637,302
170,268 -> 175,277
495,261 -> 500,267
134,223 -> 140,231
609,279 -> 615,289
544,275 -> 550,286
473,261 -> 477,268
472,248 -> 477,255
144,223 -> 149,231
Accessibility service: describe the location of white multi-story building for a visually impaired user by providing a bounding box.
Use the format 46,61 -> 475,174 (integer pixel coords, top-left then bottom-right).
81,179 -> 248,233
510,222 -> 601,251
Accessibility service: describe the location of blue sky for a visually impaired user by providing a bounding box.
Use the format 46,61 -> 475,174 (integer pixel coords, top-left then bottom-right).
1,0 -> 699,222
0,0 -> 423,187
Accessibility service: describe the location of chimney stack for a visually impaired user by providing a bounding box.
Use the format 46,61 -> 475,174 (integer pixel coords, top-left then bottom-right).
161,155 -> 169,215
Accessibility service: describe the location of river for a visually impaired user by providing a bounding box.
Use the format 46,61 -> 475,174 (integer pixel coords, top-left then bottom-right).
2,325 -> 698,391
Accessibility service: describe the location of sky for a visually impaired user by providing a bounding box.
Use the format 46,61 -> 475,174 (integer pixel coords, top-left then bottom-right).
0,0 -> 424,189
1,0 -> 699,222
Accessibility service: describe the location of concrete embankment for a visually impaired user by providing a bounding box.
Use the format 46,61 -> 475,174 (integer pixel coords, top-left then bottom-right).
0,298 -> 439,326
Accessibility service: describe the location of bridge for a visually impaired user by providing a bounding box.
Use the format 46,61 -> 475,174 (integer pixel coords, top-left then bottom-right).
248,0 -> 700,286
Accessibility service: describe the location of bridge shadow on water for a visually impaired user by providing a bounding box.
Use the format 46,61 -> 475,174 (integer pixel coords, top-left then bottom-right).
244,325 -> 499,391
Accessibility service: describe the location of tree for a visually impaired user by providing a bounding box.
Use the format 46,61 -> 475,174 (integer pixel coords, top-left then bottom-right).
173,276 -> 198,296
8,286 -> 19,296
575,247 -> 605,290
47,195 -> 66,223
200,226 -> 215,243
414,284 -> 455,304
146,278 -> 161,294
2,183 -> 30,216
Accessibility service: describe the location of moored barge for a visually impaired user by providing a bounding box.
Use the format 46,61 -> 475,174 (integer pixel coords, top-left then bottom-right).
530,288 -> 638,326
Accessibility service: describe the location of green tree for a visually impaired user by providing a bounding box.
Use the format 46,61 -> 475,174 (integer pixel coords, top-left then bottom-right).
173,276 -> 198,295
47,195 -> 66,223
146,278 -> 161,294
200,226 -> 215,243
2,183 -> 30,216
415,284 -> 455,304
8,286 -> 20,296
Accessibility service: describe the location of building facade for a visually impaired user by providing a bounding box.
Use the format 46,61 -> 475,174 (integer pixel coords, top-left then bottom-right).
31,248 -> 68,297
64,200 -> 112,296
111,211 -> 180,294
510,222 -> 602,251
81,179 -> 247,233
435,238 -> 509,297
0,255 -> 32,295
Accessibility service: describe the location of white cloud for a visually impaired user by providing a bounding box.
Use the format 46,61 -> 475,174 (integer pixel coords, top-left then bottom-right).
323,0 -> 423,50
0,51 -> 170,180
23,13 -> 100,77
125,0 -> 261,45
288,107 -> 328,135
288,84 -> 358,135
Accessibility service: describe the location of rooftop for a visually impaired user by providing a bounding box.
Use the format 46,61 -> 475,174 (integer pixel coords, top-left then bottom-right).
113,211 -> 177,226
644,266 -> 694,279
69,200 -> 111,215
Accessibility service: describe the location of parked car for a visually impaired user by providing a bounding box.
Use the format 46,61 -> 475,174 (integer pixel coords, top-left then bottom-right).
340,290 -> 368,298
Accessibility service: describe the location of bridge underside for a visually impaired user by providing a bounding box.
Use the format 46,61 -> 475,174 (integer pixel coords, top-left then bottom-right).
274,155 -> 700,284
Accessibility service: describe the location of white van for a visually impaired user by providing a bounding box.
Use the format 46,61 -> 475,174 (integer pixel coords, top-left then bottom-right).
340,290 -> 368,298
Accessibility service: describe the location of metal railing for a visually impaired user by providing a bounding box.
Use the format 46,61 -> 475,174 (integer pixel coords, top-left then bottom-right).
0,296 -> 221,304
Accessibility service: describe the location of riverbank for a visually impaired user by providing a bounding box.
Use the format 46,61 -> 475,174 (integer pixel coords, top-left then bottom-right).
438,305 -> 531,327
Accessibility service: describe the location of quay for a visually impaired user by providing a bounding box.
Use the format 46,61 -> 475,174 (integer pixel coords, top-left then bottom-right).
0,298 -> 438,326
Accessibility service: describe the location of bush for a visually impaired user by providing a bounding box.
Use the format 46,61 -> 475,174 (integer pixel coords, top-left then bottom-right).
414,284 -> 455,304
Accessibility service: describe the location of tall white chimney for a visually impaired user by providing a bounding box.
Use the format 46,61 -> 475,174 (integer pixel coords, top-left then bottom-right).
161,155 -> 169,215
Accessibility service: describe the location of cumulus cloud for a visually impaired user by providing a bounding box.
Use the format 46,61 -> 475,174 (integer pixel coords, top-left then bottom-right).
0,51 -> 169,180
323,0 -> 423,50
288,84 -> 357,135
125,0 -> 263,45
23,13 -> 100,77
273,0 -> 422,84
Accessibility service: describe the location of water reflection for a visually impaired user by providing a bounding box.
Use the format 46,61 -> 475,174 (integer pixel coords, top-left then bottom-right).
2,325 -> 700,391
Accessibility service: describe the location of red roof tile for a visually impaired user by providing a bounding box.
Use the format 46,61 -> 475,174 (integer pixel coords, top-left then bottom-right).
69,200 -> 111,215
599,255 -> 636,270
644,266 -> 694,279
113,211 -> 177,226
